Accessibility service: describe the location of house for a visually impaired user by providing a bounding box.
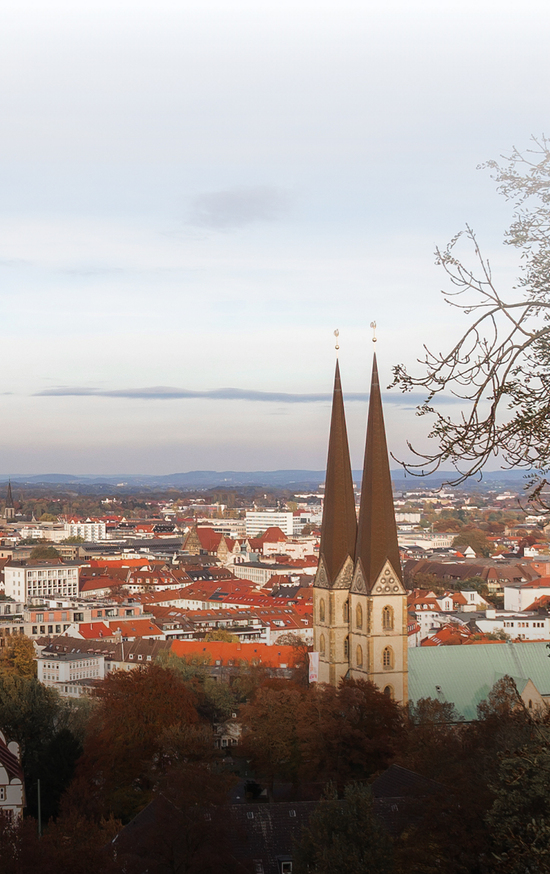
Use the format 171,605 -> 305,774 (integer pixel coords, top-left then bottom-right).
0,730 -> 25,819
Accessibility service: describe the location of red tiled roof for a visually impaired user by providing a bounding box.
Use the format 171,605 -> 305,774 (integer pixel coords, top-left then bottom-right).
170,639 -> 301,667
107,619 -> 163,638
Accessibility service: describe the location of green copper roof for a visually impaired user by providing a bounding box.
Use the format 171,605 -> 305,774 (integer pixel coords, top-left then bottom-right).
409,642 -> 550,721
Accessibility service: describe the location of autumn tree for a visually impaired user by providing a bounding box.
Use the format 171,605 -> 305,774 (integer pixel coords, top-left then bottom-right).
204,628 -> 239,642
392,137 -> 550,505
293,783 -> 394,874
29,545 -> 60,559
452,529 -> 492,557
239,681 -> 307,786
239,678 -> 403,790
69,665 -> 203,821
297,679 -> 404,787
0,635 -> 37,678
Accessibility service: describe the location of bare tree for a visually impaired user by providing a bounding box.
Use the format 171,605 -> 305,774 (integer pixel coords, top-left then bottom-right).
392,136 -> 550,506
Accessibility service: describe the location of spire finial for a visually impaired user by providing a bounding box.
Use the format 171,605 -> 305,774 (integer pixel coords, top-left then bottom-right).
370,321 -> 377,343
334,328 -> 340,353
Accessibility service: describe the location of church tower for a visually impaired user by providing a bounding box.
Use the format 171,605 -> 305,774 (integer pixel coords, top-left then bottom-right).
349,354 -> 408,703
4,481 -> 15,522
313,352 -> 408,703
313,360 -> 357,685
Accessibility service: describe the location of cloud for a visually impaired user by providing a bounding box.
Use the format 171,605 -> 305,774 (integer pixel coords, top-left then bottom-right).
33,385 -> 459,405
188,186 -> 291,229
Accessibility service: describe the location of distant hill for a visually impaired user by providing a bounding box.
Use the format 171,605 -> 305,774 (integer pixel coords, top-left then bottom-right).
0,468 -> 535,491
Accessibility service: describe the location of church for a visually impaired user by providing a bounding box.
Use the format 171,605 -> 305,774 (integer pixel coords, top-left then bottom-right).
313,354 -> 408,703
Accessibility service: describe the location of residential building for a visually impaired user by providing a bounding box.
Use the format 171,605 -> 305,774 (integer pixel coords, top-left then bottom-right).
245,511 -> 294,537
64,519 -> 107,541
36,651 -> 106,697
4,561 -> 80,601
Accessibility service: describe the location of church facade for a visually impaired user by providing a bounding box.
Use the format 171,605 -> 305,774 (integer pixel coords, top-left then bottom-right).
313,355 -> 408,703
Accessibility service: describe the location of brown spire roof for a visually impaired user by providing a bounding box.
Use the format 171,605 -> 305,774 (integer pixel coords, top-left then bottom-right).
318,360 -> 357,585
355,354 -> 402,587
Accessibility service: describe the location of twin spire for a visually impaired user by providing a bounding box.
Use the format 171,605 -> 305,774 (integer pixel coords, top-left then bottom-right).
318,353 -> 402,590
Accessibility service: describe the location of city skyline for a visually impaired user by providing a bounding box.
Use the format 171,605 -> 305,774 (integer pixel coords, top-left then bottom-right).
2,0 -> 548,473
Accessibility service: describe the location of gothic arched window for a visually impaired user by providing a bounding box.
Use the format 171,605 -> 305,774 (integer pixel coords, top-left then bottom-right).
384,685 -> 393,698
344,637 -> 349,660
319,599 -> 325,623
343,601 -> 349,622
382,606 -> 394,631
356,645 -> 363,668
320,634 -> 326,657
383,646 -> 393,669
356,603 -> 363,629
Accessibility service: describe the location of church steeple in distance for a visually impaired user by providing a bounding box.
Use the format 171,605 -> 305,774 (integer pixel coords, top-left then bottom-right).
4,480 -> 15,522
318,359 -> 357,586
355,353 -> 402,589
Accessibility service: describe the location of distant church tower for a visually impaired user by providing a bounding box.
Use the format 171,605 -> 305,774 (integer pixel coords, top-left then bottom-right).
4,481 -> 15,522
313,354 -> 408,703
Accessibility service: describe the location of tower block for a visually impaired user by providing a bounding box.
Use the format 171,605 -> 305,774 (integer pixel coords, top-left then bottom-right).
313,361 -> 357,685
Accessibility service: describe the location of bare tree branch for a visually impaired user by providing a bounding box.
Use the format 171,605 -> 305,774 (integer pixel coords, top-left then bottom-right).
392,137 -> 550,507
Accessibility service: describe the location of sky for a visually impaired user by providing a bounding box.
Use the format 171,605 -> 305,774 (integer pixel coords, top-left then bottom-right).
1,0 -> 549,475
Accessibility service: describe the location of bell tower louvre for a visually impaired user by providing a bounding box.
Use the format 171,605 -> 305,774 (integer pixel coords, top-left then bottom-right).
313,352 -> 408,703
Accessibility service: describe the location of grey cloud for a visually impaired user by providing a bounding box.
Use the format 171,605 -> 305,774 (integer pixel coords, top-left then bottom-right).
188,186 -> 291,229
33,386 -> 459,405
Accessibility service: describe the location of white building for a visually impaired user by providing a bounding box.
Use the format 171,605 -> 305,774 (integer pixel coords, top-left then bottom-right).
64,519 -> 106,541
37,651 -> 106,697
245,511 -> 294,537
504,579 -> 550,612
5,562 -> 80,601
397,532 -> 455,549
476,610 -> 550,641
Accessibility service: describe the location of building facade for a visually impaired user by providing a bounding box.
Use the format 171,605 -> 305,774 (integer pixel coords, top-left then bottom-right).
245,511 -> 294,537
313,356 -> 408,703
4,561 -> 80,601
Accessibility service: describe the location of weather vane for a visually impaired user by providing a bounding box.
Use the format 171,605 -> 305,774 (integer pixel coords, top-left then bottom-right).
334,328 -> 340,352
370,321 -> 377,343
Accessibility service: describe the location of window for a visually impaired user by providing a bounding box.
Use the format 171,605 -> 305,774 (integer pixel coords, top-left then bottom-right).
382,606 -> 394,631
0,787 -> 5,801
343,601 -> 349,622
319,634 -> 326,657
319,599 -> 325,623
32,626 -> 37,635
356,645 -> 363,668
383,646 -> 393,669
384,685 -> 393,698
356,603 -> 363,629
344,637 -> 349,659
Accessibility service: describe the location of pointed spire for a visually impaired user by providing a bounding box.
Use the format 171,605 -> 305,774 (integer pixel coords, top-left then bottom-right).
318,360 -> 357,585
5,480 -> 13,509
355,354 -> 402,587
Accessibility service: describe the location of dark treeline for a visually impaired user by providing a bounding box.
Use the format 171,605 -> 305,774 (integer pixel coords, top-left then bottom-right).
1,642 -> 549,873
